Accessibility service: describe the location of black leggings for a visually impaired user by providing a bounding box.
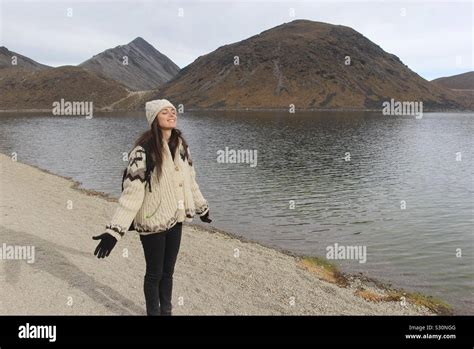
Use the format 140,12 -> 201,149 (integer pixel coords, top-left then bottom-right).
139,222 -> 182,316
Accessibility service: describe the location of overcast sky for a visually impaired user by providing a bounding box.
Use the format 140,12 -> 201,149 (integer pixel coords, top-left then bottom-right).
0,0 -> 472,80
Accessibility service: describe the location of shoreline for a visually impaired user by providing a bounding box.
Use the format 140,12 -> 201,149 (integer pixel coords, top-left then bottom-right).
0,153 -> 452,315
0,107 -> 473,114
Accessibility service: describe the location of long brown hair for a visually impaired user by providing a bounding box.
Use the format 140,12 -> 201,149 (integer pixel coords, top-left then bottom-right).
133,117 -> 193,182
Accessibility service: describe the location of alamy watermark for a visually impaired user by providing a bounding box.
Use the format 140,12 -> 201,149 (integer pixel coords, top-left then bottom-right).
382,98 -> 423,118
217,147 -> 258,167
18,323 -> 56,342
52,98 -> 93,118
326,243 -> 367,264
0,243 -> 35,264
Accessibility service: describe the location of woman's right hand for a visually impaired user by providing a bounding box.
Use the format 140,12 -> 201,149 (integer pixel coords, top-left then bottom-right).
92,233 -> 117,258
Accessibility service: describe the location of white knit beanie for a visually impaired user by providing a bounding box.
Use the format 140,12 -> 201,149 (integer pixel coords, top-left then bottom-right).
145,99 -> 176,127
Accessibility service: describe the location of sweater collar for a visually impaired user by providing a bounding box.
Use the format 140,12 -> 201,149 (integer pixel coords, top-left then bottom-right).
162,137 -> 182,166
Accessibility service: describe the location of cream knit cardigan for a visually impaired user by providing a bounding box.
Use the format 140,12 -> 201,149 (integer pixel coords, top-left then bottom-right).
105,137 -> 209,240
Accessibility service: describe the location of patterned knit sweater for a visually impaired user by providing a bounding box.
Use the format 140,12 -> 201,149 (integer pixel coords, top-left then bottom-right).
105,137 -> 209,241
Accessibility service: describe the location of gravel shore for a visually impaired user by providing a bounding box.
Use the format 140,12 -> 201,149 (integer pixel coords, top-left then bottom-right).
0,153 -> 435,315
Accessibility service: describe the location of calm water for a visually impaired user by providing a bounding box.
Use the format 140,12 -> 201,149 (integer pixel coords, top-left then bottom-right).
1,111 -> 473,314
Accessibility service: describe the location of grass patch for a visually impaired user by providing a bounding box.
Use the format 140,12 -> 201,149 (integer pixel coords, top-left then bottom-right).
297,256 -> 349,287
390,290 -> 452,315
298,256 -> 453,315
354,289 -> 400,303
355,288 -> 453,315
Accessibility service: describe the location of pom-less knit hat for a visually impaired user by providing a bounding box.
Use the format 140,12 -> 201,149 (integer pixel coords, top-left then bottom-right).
145,99 -> 176,127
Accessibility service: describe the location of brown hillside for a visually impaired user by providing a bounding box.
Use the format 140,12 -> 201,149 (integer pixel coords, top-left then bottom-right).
152,20 -> 464,110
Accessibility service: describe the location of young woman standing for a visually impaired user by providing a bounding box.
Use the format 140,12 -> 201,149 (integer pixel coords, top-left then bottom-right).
93,99 -> 212,316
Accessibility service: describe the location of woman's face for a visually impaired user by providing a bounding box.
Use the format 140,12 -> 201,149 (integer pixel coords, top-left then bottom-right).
157,107 -> 177,129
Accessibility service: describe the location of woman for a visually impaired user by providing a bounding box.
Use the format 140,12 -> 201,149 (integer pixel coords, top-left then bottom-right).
92,99 -> 212,316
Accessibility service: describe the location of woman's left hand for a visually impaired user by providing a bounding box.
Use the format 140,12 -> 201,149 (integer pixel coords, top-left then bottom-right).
200,210 -> 212,223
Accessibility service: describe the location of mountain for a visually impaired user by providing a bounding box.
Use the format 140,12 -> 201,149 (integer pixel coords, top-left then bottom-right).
1,23 -> 470,112
152,20 -> 465,110
432,71 -> 474,90
432,71 -> 474,110
0,46 -> 50,70
0,66 -> 129,110
79,37 -> 180,91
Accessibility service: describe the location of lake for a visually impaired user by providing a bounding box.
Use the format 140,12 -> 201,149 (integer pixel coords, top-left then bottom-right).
0,110 -> 472,314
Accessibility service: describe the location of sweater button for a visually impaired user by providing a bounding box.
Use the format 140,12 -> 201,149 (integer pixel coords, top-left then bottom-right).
179,183 -> 183,187
175,166 -> 179,171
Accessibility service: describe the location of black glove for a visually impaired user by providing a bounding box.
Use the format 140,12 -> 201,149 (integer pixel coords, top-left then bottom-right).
200,210 -> 212,223
92,233 -> 117,258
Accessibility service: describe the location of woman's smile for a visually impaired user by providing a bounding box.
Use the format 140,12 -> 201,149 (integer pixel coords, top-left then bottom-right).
158,107 -> 177,130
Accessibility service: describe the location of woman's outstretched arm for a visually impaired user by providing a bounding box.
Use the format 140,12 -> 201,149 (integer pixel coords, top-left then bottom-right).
105,145 -> 147,240
189,160 -> 209,217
